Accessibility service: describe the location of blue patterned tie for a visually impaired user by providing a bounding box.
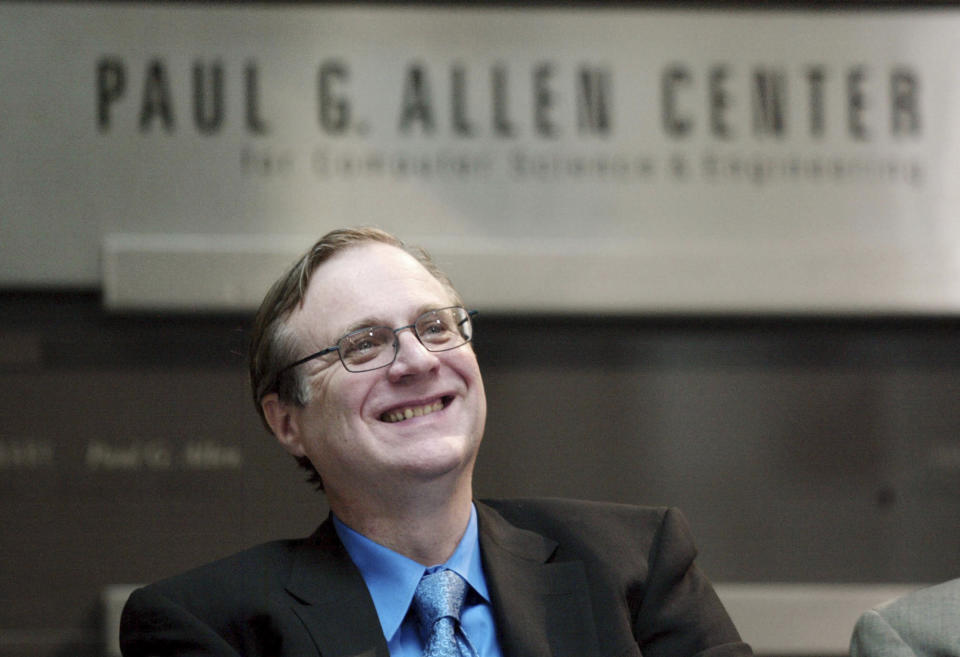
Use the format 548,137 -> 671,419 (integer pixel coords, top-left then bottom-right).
412,569 -> 478,657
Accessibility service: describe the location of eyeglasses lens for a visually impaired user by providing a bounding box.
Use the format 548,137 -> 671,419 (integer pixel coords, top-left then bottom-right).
339,327 -> 396,371
416,307 -> 471,349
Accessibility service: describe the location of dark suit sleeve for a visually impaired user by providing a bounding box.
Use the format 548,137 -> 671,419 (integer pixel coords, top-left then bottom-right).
120,586 -> 242,657
633,508 -> 752,657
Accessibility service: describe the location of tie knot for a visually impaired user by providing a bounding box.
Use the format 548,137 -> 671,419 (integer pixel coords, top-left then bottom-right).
412,569 -> 468,629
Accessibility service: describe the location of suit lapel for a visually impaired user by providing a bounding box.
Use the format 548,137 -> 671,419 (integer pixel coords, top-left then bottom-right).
280,505 -> 600,657
476,503 -> 600,657
284,518 -> 390,657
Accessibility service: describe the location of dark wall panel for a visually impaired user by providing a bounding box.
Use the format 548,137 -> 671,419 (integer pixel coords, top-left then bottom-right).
1,294 -> 959,655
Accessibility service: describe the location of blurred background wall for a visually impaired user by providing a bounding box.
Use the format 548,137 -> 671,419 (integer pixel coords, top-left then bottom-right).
1,2 -> 958,656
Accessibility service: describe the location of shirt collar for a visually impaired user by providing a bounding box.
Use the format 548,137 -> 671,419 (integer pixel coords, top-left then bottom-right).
332,504 -> 490,642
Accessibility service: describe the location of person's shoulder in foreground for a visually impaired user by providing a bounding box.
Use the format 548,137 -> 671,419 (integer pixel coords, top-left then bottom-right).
121,496 -> 751,657
849,577 -> 960,657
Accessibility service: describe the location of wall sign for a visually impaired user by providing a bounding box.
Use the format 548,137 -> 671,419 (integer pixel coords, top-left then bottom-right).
2,5 -> 958,312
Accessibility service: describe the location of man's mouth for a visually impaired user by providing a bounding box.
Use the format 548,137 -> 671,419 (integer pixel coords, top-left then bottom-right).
380,397 -> 450,423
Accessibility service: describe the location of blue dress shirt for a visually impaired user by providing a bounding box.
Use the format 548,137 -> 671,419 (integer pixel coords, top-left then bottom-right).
332,504 -> 504,657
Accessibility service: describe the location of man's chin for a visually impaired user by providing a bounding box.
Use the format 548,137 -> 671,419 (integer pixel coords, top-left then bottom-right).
397,443 -> 477,482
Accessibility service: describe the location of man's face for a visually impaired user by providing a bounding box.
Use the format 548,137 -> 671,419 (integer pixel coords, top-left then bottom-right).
276,242 -> 487,505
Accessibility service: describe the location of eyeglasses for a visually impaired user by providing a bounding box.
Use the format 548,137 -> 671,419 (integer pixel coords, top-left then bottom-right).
279,306 -> 478,374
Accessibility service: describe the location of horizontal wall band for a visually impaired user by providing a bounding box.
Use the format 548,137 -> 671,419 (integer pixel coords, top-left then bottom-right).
103,233 -> 960,314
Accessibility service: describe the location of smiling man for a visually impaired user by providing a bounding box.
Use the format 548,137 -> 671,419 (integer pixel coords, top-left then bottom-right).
120,227 -> 751,657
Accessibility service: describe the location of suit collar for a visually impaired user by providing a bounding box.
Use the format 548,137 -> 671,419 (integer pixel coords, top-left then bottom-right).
283,505 -> 601,657
285,517 -> 390,657
476,502 -> 600,657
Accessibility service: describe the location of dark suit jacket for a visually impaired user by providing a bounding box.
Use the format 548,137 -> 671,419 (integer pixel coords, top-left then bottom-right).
120,498 -> 751,657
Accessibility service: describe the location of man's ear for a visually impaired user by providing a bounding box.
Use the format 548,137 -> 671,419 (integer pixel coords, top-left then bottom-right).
261,393 -> 307,458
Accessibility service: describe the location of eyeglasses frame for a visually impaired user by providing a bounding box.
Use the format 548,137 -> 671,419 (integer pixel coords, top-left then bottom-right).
277,307 -> 478,375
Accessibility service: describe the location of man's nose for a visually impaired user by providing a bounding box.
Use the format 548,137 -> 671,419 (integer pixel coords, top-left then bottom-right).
388,327 -> 439,376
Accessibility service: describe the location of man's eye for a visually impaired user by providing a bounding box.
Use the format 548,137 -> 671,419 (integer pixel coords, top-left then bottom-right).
420,319 -> 457,343
342,330 -> 388,362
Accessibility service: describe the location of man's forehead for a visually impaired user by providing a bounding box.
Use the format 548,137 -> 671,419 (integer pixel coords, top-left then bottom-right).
307,242 -> 440,294
291,242 -> 453,339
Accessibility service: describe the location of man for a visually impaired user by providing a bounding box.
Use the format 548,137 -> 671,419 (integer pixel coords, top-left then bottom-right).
120,227 -> 751,657
849,578 -> 960,657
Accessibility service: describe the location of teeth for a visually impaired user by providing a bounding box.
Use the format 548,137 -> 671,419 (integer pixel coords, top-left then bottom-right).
382,400 -> 444,423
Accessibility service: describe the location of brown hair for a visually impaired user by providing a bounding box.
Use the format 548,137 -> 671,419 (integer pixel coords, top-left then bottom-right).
247,227 -> 462,488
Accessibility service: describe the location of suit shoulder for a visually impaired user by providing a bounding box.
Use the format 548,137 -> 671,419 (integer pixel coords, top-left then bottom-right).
481,497 -> 671,531
137,537 -> 306,603
479,497 -> 685,563
120,537 -> 326,656
870,578 -> 960,644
